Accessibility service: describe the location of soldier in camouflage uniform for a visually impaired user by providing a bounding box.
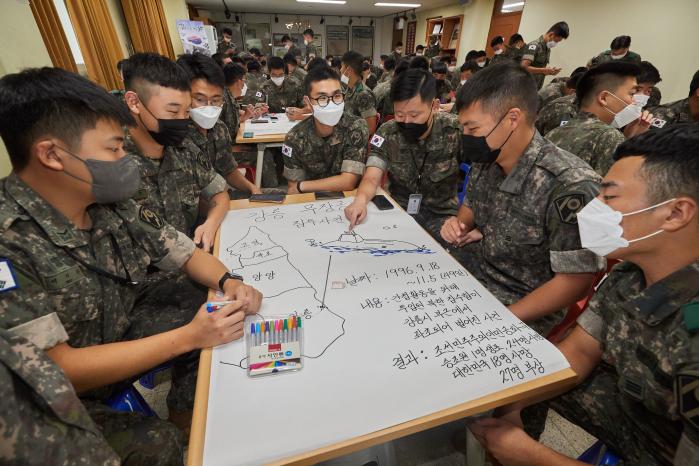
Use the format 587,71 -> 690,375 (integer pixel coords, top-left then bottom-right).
262,56 -> 305,113
0,329 -> 123,466
303,29 -> 319,65
546,62 -> 653,176
535,93 -> 578,135
474,125 -> 699,466
431,60 -> 454,104
650,70 -> 699,127
521,22 -> 569,90
345,69 -> 462,242
282,67 -> 368,194
442,63 -> 603,336
341,50 -> 378,134
284,53 -> 307,83
241,60 -> 268,106
588,35 -> 642,67
0,67 -> 261,464
216,27 -> 236,55
537,80 -> 568,109
178,54 -> 260,196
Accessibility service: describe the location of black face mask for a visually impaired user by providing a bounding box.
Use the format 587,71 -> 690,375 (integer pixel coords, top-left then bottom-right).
461,112 -> 513,164
397,109 -> 433,144
139,98 -> 190,147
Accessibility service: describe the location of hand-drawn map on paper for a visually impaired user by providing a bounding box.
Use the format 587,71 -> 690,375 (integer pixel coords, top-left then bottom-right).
204,197 -> 570,465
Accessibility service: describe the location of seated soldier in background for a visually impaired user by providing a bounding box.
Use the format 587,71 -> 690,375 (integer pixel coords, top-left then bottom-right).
635,60 -> 662,109
122,53 -> 229,251
362,59 -> 379,90
177,54 -> 260,196
345,69 -> 462,241
442,63 -> 603,336
283,66 -> 368,195
651,69 -> 699,126
473,124 -> 699,466
504,33 -> 525,63
535,67 -> 588,135
284,53 -> 307,83
538,66 -> 587,109
341,51 -> 378,134
281,34 -> 302,60
431,60 -> 454,104
588,34 -> 642,67
546,62 -> 653,176
261,56 -> 305,113
241,59 -> 267,103
0,67 -> 261,465
375,57 -> 410,119
378,54 -> 392,83
488,35 -> 508,66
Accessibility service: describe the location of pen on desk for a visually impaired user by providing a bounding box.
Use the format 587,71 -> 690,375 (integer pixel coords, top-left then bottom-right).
206,300 -> 235,313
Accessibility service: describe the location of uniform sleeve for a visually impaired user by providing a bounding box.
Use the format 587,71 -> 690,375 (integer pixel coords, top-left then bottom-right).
341,118 -> 369,176
357,90 -> 378,119
0,251 -> 69,350
115,200 -> 195,272
575,271 -> 615,342
591,129 -> 625,176
547,179 -> 605,274
365,123 -> 391,172
190,143 -> 227,200
522,41 -> 541,63
281,129 -> 305,182
212,125 -> 239,177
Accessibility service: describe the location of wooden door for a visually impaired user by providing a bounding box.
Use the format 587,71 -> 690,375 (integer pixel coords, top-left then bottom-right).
485,0 -> 523,56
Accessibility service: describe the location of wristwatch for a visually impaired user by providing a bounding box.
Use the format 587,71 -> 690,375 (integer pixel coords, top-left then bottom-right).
218,271 -> 243,291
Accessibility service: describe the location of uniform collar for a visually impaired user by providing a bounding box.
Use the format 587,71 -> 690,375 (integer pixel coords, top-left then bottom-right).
124,132 -> 184,175
498,131 -> 543,195
612,260 -> 699,325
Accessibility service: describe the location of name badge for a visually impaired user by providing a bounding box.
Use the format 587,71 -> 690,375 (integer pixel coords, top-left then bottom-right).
407,194 -> 423,215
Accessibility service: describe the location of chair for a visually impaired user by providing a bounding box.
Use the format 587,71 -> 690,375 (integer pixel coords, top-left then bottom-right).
106,362 -> 172,416
546,259 -> 620,343
238,164 -> 256,184
457,162 -> 471,204
577,440 -> 621,465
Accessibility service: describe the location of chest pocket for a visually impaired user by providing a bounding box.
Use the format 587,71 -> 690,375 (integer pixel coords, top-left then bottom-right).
483,201 -> 547,265
428,157 -> 458,183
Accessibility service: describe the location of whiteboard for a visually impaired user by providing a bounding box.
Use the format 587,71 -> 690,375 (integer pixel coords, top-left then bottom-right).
243,113 -> 298,136
204,197 -> 570,465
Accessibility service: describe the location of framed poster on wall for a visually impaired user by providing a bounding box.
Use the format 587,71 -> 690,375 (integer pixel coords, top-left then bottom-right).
326,25 -> 349,57
351,26 -> 374,58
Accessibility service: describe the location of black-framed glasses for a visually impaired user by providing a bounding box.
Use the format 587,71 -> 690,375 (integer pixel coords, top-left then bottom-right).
310,92 -> 345,108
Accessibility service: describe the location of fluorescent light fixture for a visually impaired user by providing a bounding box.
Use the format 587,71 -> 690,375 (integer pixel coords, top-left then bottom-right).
297,0 -> 346,3
375,3 -> 422,7
502,1 -> 525,8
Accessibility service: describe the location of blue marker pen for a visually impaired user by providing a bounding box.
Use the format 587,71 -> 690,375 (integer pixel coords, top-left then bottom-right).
206,300 -> 235,313
255,322 -> 261,346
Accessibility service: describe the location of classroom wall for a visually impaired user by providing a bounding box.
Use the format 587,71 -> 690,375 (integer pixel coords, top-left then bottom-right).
0,0 -> 54,177
162,0 -> 190,56
518,0 -> 699,102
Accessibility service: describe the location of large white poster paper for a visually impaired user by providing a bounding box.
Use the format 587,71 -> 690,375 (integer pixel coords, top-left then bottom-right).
204,197 -> 570,465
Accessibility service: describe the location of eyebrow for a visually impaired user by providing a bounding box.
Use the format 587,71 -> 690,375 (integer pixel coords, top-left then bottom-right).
600,181 -> 619,188
165,102 -> 182,108
109,136 -> 125,143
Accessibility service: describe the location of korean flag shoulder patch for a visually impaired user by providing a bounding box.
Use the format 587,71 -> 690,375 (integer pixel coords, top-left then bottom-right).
370,134 -> 385,148
0,259 -> 19,292
528,44 -> 537,50
281,144 -> 293,157
255,91 -> 263,98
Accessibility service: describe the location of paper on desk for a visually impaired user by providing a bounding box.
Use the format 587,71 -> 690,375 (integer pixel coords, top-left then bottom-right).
243,113 -> 298,136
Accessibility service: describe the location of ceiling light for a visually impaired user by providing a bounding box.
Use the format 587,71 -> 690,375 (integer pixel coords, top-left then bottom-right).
297,0 -> 346,3
502,1 -> 525,7
375,2 -> 421,7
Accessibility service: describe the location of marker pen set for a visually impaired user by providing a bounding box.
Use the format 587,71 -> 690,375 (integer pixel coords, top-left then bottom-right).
245,315 -> 304,378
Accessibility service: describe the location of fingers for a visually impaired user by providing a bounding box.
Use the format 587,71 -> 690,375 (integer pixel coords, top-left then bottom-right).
213,300 -> 245,318
193,225 -> 203,245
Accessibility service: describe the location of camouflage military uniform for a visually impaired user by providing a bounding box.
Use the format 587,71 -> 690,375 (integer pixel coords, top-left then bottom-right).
366,112 -> 462,239
126,133 -> 227,236
378,70 -> 393,85
522,35 -> 552,90
374,80 -> 393,117
544,260 -> 699,465
365,73 -> 379,90
538,81 -> 566,110
242,71 -> 269,107
216,39 -> 235,55
186,120 -> 239,180
221,87 -> 240,138
261,76 -> 305,113
589,50 -> 642,67
651,98 -> 695,126
647,86 -> 662,108
545,111 -> 625,176
371,64 -> 384,82
490,45 -> 522,66
0,329 -> 122,465
290,66 -> 307,84
0,174 -> 196,463
282,113 -> 368,182
426,43 -> 441,59
463,132 -> 603,335
536,93 -> 578,136
435,79 -> 454,103
344,81 -> 377,121
304,41 -> 320,63
288,44 -> 303,60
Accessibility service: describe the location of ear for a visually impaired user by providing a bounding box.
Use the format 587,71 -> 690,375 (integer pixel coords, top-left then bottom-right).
662,197 -> 697,232
124,90 -> 141,114
507,107 -> 524,129
597,90 -> 609,107
34,139 -> 67,172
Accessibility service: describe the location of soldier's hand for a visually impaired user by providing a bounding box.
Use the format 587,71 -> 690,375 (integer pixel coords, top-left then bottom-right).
440,216 -> 467,245
345,201 -> 368,230
463,228 -> 483,244
189,300 -> 246,347
624,109 -> 653,138
469,417 -> 546,466
193,221 -> 219,252
223,280 -> 263,314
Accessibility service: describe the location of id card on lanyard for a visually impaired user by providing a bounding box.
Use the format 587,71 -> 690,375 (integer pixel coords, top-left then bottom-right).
408,147 -> 429,215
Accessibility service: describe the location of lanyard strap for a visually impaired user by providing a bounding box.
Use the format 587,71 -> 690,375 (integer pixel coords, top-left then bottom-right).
63,235 -> 139,287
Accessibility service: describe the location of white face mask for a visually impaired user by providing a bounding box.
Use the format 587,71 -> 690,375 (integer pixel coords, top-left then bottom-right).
448,65 -> 456,72
604,91 -> 642,128
284,43 -> 291,50
190,105 -> 222,129
313,101 -> 344,126
240,83 -> 248,97
304,39 -> 310,45
610,51 -> 627,60
396,48 -> 403,54
460,79 -> 467,85
271,76 -> 285,87
494,48 -> 504,55
340,73 -> 350,85
633,93 -> 649,106
416,51 -> 423,56
546,40 -> 557,49
477,61 -> 485,68
577,198 -> 675,257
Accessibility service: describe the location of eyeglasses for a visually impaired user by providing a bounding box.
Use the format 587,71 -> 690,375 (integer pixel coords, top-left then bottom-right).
310,93 -> 345,108
192,96 -> 224,107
